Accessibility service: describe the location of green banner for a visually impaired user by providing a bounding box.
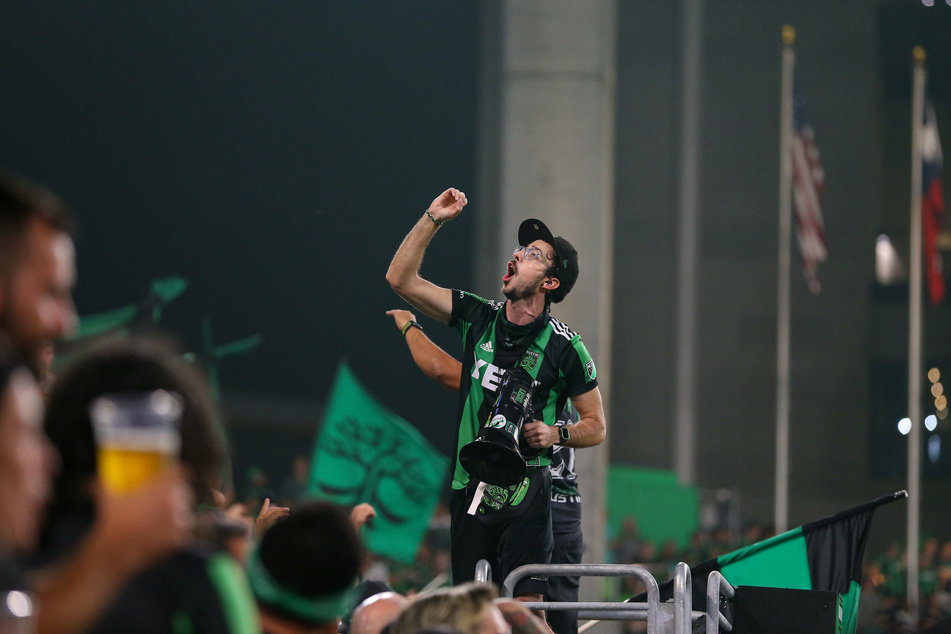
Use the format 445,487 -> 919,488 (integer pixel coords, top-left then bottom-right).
607,465 -> 698,552
308,362 -> 448,563
70,276 -> 188,341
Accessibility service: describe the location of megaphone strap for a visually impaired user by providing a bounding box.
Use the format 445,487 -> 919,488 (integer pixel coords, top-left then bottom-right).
467,481 -> 489,515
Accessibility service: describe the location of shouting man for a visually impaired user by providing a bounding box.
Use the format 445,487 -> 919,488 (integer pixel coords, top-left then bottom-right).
386,188 -> 605,617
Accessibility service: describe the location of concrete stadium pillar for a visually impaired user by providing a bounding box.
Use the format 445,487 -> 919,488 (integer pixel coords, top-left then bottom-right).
475,0 -> 617,606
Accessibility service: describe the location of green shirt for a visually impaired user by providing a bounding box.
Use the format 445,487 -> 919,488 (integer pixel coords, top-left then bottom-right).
449,290 -> 597,489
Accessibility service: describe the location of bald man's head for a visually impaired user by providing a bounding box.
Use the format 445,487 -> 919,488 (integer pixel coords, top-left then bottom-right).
351,592 -> 409,634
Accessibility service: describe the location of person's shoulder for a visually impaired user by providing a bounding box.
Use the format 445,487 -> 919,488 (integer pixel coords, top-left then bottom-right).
546,317 -> 597,382
547,316 -> 581,344
453,289 -> 504,311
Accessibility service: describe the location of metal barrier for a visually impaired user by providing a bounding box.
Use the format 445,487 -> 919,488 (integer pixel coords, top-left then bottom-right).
474,559 -> 492,584
673,563 -> 691,634
500,563 -> 661,632
705,570 -> 734,633
474,560 -> 733,634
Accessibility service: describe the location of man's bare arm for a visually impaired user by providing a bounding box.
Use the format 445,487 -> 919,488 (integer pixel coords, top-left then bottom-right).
386,309 -> 462,391
564,386 -> 606,447
521,386 -> 606,450
385,189 -> 467,324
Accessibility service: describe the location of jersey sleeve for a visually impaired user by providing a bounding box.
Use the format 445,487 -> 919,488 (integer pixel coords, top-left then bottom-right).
449,289 -> 499,336
561,334 -> 598,398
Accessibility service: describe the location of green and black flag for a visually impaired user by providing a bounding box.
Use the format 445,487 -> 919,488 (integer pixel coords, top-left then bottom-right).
652,491 -> 906,634
308,362 -> 448,563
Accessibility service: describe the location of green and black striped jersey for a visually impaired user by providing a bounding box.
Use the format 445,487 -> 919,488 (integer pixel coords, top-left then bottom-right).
449,290 -> 598,490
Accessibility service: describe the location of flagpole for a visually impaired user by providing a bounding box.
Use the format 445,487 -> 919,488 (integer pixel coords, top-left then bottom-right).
775,25 -> 795,535
907,45 -> 927,619
673,0 -> 703,487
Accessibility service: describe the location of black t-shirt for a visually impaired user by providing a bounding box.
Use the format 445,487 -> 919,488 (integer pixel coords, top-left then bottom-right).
92,547 -> 260,634
449,290 -> 598,490
551,404 -> 582,536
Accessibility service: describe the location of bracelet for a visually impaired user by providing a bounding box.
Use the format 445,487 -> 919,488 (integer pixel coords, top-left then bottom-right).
425,210 -> 443,227
401,320 -> 423,336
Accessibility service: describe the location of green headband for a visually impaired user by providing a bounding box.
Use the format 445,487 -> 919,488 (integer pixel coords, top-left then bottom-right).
246,543 -> 356,624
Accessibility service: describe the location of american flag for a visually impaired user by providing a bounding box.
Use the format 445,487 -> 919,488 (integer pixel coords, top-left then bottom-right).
922,97 -> 945,305
791,91 -> 827,294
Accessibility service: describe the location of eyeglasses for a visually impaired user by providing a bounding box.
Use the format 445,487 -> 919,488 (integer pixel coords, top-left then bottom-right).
514,245 -> 554,267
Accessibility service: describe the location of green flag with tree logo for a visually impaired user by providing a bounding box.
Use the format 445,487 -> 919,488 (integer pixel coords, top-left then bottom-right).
308,362 -> 448,563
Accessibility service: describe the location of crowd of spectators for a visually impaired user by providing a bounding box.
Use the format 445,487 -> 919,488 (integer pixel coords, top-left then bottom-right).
8,168 -> 951,634
0,169 -> 563,634
243,452 -> 951,634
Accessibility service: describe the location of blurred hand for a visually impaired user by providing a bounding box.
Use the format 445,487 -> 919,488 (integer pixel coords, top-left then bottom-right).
350,502 -> 377,530
254,498 -> 290,537
92,465 -> 193,576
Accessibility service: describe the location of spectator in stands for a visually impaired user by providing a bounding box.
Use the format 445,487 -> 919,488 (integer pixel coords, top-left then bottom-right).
245,467 -> 275,511
391,583 -> 553,634
611,516 -> 642,566
277,455 -> 311,507
37,335 -> 261,633
248,501 -> 364,634
0,345 -> 56,557
389,584 -> 508,634
350,592 -> 409,634
1,171 -> 202,634
0,170 -> 77,377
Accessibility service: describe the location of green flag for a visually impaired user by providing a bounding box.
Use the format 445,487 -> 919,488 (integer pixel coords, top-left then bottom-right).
308,362 -> 448,563
650,491 -> 906,634
68,276 -> 188,341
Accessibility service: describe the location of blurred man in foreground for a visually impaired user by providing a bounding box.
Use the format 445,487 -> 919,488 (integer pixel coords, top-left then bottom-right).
0,171 -> 201,634
0,171 -> 77,376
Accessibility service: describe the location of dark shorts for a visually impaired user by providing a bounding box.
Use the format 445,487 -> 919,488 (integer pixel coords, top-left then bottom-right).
547,530 -> 583,634
449,467 -> 553,597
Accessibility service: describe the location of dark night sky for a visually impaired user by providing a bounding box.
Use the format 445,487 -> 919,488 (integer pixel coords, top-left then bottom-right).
0,2 -> 481,454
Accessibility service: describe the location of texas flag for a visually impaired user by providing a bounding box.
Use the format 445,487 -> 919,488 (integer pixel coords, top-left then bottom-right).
923,98 -> 945,305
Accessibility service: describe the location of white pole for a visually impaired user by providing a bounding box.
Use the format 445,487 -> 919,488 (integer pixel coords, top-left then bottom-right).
775,25 -> 795,535
907,45 -> 927,621
673,0 -> 703,487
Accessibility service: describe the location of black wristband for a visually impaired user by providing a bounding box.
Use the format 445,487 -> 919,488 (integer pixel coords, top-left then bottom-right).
401,320 -> 423,336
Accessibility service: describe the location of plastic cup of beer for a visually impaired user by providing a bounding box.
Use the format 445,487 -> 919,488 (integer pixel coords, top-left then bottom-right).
90,390 -> 183,495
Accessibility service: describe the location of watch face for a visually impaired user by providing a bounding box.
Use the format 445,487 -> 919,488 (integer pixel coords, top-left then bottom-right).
560,426 -> 570,442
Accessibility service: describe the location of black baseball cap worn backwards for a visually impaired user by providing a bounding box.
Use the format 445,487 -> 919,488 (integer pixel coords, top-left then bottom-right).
517,218 -> 579,303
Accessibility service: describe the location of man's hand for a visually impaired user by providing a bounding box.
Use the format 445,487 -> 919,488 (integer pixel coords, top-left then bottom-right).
253,498 -> 290,537
92,465 -> 194,574
386,309 -> 417,333
33,466 -> 195,634
520,420 -> 558,449
428,188 -> 467,224
350,502 -> 377,530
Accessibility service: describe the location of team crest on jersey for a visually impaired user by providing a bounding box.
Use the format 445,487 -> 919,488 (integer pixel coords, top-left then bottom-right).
519,350 -> 539,371
585,359 -> 597,381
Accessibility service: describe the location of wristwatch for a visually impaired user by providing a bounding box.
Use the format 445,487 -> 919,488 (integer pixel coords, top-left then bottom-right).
558,426 -> 570,446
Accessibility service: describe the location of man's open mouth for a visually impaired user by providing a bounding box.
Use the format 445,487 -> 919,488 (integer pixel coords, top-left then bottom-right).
502,260 -> 516,282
